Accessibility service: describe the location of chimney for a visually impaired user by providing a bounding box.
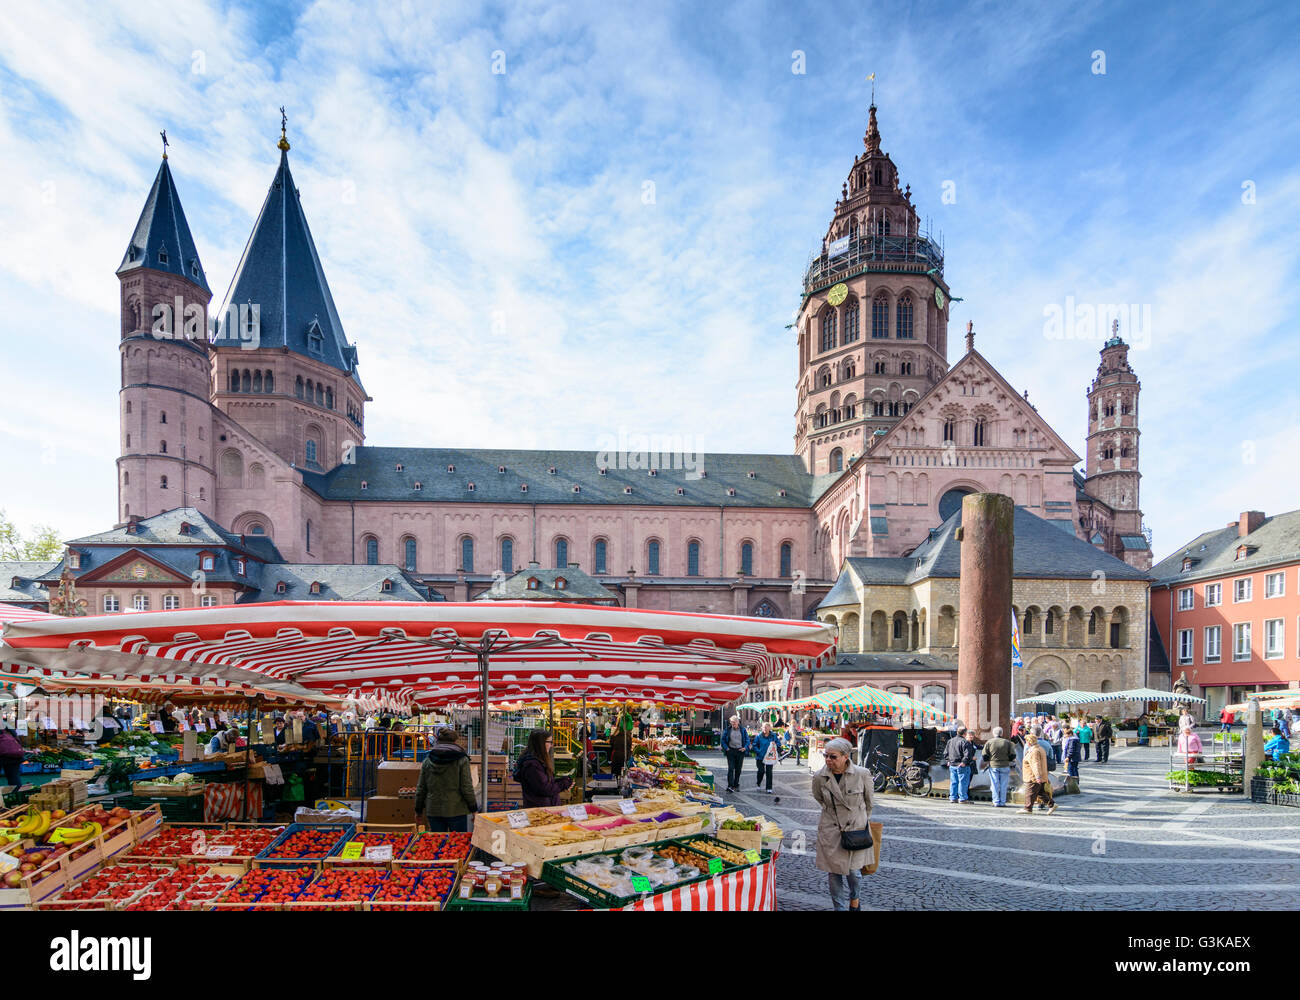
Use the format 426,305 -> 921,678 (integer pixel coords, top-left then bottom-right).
1238,511 -> 1265,537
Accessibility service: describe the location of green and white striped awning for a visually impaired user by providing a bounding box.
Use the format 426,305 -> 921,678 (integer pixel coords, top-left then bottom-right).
745,683 -> 953,721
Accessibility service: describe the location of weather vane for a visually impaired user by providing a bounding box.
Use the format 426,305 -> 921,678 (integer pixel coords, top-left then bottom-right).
277,106 -> 291,152
867,72 -> 875,104
160,129 -> 169,159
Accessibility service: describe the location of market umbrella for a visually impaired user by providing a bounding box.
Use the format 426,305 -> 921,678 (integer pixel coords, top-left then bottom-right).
1110,687 -> 1207,705
2,600 -> 836,809
1014,689 -> 1107,706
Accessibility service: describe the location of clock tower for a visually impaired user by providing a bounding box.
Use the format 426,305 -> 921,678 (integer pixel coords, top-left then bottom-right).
795,103 -> 951,475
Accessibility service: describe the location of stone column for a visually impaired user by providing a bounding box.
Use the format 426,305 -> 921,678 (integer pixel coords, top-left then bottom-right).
956,493 -> 1014,740
1244,698 -> 1264,796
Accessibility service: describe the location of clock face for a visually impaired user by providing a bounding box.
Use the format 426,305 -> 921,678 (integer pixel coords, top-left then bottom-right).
934,287 -> 946,310
827,283 -> 848,307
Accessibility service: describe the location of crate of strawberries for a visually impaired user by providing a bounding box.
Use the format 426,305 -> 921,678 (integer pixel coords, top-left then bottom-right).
253,823 -> 354,869
289,866 -> 388,909
397,831 -> 472,870
131,823 -> 285,861
367,866 -> 459,910
324,831 -> 410,868
213,866 -> 315,909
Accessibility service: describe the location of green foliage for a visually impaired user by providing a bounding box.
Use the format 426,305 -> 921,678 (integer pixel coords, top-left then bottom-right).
0,509 -> 64,560
1166,769 -> 1235,786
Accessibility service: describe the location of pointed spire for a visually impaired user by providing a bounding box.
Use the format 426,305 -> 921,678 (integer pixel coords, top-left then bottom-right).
864,103 -> 881,154
965,320 -> 975,354
213,143 -> 362,387
117,155 -> 210,293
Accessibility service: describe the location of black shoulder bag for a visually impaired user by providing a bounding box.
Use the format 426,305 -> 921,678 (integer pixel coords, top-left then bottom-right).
829,773 -> 874,851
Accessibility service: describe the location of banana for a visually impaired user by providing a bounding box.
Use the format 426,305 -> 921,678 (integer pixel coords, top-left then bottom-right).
13,810 -> 39,836
56,823 -> 96,845
30,811 -> 51,839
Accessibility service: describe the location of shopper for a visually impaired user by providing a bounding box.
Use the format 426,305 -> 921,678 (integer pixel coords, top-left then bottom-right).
945,726 -> 976,803
1094,716 -> 1112,764
1137,714 -> 1150,746
0,723 -> 24,792
1219,706 -> 1234,734
811,737 -> 874,911
1265,727 -> 1292,762
1061,725 -> 1081,782
414,727 -> 477,832
515,728 -> 575,807
1020,727 -> 1056,814
723,715 -> 750,793
608,716 -> 633,779
1176,725 -> 1203,765
1077,718 -> 1093,761
752,721 -> 782,794
981,726 -> 1016,807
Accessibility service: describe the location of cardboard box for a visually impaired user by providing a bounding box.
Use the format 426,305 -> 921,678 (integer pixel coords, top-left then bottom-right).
376,761 -> 422,797
363,796 -> 415,825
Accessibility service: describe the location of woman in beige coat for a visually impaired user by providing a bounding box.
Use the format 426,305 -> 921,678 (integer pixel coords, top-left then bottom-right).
810,736 -> 874,910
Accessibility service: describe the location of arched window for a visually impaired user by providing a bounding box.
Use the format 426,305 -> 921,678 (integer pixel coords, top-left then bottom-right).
160,440 -> 167,454
843,299 -> 859,343
973,417 -> 986,446
820,308 -> 837,352
740,542 -> 753,576
819,369 -> 832,388
899,360 -> 913,375
160,475 -> 168,489
554,537 -> 568,568
500,537 -> 513,573
1045,609 -> 1055,635
316,384 -> 324,406
305,520 -> 312,552
871,294 -> 889,338
125,401 -> 132,414
404,537 -> 417,572
1023,609 -> 1035,633
461,536 -> 475,573
365,537 -> 378,565
229,370 -> 240,392
896,293 -> 914,339
325,387 -> 333,409
593,538 -> 607,575
843,358 -> 856,379
241,370 -> 251,392
160,411 -> 167,424
305,439 -> 318,465
123,471 -> 129,485
647,539 -> 661,576
779,542 -> 792,579
295,376 -> 304,399
829,448 -> 844,473
942,418 -> 956,444
252,370 -> 262,393
687,541 -> 701,576
265,371 -> 274,393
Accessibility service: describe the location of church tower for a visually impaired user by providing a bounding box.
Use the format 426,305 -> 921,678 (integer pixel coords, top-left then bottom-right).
795,102 -> 952,475
209,118 -> 367,478
115,148 -> 215,524
1082,324 -> 1149,569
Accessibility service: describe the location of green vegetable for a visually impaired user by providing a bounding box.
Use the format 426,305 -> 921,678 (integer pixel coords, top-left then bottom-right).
1166,769 -> 1235,786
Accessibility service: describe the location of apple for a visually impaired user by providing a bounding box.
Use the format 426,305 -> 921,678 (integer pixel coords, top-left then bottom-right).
3,871 -> 22,887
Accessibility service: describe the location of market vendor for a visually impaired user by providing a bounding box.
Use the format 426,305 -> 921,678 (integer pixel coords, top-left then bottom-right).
608,715 -> 633,778
515,728 -> 574,807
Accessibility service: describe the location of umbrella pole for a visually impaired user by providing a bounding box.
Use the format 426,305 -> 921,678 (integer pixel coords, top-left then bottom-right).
581,692 -> 587,802
548,692 -> 554,742
242,696 -> 253,823
478,649 -> 489,813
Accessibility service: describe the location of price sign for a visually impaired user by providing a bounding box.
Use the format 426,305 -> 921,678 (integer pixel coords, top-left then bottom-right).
206,845 -> 236,858
744,849 -> 761,863
618,800 -> 638,815
340,841 -> 365,860
149,721 -> 163,734
195,722 -> 207,733
506,811 -> 530,829
364,844 -> 394,861
179,721 -> 191,732
630,874 -> 651,893
219,711 -> 230,723
566,804 -> 587,821
0,852 -> 19,873
707,857 -> 724,875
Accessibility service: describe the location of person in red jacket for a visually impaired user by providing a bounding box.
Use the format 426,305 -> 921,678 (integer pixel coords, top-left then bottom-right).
514,728 -> 574,807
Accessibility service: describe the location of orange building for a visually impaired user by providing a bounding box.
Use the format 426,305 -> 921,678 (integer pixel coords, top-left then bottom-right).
1151,509 -> 1300,716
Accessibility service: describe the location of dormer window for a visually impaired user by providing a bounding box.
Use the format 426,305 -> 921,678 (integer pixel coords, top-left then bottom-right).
779,489 -> 788,497
235,558 -> 246,575
200,553 -> 215,572
676,488 -> 685,496
623,487 -> 633,495
446,465 -> 455,473
648,469 -> 658,477
599,468 -> 608,476
306,320 -> 324,354
555,577 -> 568,590
156,247 -> 168,265
498,466 -> 506,474
275,581 -> 287,594
127,246 -> 138,262
179,521 -> 191,535
68,551 -> 81,570
548,467 -> 556,475
1181,557 -> 1193,572
360,480 -> 368,490
573,485 -> 581,494
190,260 -> 199,278
413,481 -> 422,491
747,471 -> 756,478
468,482 -> 476,492
527,577 -> 539,590
309,581 -> 321,595
395,462 -> 404,472
727,488 -> 737,497
520,484 -> 528,493
381,579 -> 393,593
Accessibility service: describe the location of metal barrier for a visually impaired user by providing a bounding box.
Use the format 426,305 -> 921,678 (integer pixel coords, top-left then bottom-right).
340,730 -> 431,798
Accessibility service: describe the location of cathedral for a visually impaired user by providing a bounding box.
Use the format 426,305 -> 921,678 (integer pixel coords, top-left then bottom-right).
96,104 -> 1149,620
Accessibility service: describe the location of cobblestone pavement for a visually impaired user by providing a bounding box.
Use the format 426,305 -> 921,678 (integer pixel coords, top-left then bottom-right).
695,746 -> 1300,911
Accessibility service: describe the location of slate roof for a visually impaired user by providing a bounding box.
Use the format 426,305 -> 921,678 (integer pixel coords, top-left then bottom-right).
476,563 -> 619,603
116,158 -> 210,293
244,565 -> 436,603
831,505 -> 1148,590
65,508 -> 281,561
0,561 -> 57,606
301,446 -> 833,508
1149,509 -> 1300,586
795,653 -> 951,674
211,149 -> 362,387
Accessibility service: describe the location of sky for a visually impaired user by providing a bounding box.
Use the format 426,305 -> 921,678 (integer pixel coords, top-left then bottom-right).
0,0 -> 1297,562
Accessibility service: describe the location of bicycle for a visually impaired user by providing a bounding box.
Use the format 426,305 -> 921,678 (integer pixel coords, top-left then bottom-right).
865,746 -> 932,797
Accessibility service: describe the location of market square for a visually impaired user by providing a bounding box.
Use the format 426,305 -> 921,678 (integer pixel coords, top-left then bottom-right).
0,0 -> 1297,965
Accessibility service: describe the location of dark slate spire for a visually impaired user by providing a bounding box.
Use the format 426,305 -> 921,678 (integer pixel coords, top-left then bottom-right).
212,132 -> 362,386
116,156 -> 210,293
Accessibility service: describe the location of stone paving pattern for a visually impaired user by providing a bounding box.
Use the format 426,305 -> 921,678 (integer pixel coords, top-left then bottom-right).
697,745 -> 1300,911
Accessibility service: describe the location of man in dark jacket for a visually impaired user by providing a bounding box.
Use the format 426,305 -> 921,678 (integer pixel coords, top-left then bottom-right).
413,728 -> 478,832
608,717 -> 633,779
946,727 -> 977,803
1094,717 -> 1113,764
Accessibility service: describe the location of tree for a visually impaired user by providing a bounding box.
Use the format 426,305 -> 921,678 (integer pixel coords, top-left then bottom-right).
0,510 -> 64,561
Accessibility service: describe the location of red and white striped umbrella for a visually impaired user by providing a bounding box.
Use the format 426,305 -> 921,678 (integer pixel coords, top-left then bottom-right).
1,601 -> 836,708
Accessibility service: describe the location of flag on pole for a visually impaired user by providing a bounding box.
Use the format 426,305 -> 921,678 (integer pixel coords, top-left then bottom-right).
1011,609 -> 1023,669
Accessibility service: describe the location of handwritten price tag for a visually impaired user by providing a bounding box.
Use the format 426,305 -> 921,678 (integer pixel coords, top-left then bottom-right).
364,844 -> 393,861
0,852 -> 19,873
630,874 -> 651,893
205,845 -> 236,858
619,800 -> 638,815
566,805 -> 588,821
506,811 -> 530,829
340,841 -> 364,860
707,857 -> 724,875
744,849 -> 761,863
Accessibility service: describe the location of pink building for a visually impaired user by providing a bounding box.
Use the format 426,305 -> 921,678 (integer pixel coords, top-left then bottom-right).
99,105 -> 1148,619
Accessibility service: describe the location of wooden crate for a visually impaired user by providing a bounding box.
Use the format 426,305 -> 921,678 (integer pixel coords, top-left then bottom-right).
0,849 -> 73,910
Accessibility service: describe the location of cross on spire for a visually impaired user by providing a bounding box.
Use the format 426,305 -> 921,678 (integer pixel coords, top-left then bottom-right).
160,129 -> 169,160
277,106 -> 290,152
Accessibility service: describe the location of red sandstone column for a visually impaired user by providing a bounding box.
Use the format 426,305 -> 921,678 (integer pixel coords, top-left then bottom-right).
956,493 -> 1013,740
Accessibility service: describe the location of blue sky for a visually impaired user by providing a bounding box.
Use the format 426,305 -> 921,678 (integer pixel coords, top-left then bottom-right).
0,0 -> 1296,560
